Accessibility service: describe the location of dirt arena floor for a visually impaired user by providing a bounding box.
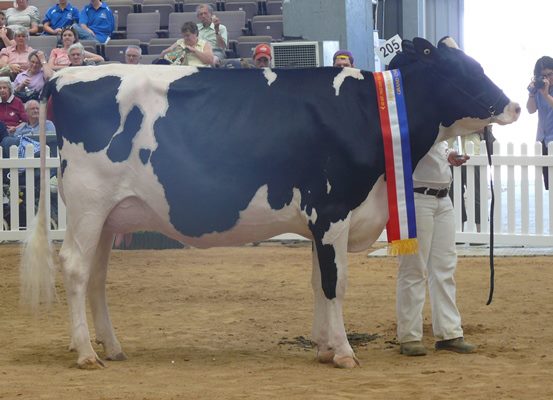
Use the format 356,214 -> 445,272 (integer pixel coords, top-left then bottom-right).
1,241 -> 553,400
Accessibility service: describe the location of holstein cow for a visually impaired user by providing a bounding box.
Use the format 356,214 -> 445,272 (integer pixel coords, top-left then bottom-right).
21,37 -> 519,369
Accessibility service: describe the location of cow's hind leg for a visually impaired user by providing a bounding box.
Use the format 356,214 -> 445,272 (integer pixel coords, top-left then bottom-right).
311,222 -> 358,368
89,229 -> 127,361
311,244 -> 334,363
60,224 -> 106,369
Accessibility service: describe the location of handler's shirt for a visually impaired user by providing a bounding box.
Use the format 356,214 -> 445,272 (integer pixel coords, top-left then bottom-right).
412,141 -> 452,189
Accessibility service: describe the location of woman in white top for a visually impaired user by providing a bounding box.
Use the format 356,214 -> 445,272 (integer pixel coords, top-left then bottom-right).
5,0 -> 39,35
160,21 -> 214,67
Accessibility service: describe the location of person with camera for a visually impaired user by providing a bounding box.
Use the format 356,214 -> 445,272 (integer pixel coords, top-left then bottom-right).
527,56 -> 553,190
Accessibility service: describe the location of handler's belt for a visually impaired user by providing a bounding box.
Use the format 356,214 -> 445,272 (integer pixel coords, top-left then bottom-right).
414,187 -> 449,198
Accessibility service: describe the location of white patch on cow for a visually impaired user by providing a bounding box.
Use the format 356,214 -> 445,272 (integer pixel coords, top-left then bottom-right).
348,174 -> 389,252
263,68 -> 277,86
321,212 -> 351,246
441,37 -> 459,49
179,185 -> 315,247
333,68 -> 364,96
436,117 -> 491,142
54,65 -> 202,153
326,179 -> 331,194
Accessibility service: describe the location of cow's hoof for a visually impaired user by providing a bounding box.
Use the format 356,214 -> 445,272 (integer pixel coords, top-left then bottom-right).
106,352 -> 127,361
333,354 -> 360,369
316,349 -> 335,364
77,356 -> 106,370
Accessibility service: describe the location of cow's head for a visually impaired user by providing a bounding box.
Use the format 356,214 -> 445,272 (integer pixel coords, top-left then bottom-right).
389,36 -> 520,141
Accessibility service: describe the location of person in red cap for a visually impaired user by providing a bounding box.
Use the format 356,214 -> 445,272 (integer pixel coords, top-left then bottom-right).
333,50 -> 354,68
253,43 -> 271,68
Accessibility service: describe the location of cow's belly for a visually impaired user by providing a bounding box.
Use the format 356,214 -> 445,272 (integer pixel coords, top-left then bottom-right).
105,184 -> 313,248
347,174 -> 388,252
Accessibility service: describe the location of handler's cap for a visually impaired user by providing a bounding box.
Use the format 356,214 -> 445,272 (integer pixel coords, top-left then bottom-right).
333,50 -> 354,65
253,43 -> 272,61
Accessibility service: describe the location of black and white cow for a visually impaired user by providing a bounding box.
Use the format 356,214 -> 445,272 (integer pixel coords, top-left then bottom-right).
21,37 -> 519,369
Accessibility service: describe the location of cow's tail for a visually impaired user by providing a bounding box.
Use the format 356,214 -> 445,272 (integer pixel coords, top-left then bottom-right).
20,96 -> 56,312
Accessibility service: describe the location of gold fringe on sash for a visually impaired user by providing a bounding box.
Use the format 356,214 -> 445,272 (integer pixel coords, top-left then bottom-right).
387,238 -> 419,256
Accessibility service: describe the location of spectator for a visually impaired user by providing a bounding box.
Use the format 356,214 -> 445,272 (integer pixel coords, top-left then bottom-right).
196,4 -> 227,64
1,99 -> 56,157
0,77 -> 27,134
48,26 -> 103,71
5,0 -> 39,36
252,43 -> 271,68
72,0 -> 114,44
396,141 -> 476,357
43,0 -> 80,36
67,43 -> 86,66
0,12 -> 15,51
0,26 -> 34,77
13,50 -> 53,102
333,50 -> 354,68
527,56 -> 553,190
124,45 -> 141,64
160,22 -> 214,67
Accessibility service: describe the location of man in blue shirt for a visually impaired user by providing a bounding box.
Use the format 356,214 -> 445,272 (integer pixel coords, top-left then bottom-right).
72,0 -> 114,44
43,0 -> 79,36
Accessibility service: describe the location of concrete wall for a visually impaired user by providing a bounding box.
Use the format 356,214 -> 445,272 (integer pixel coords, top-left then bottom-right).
283,0 -> 375,70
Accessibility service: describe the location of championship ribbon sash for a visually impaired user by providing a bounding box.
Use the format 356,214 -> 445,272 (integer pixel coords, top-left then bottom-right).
373,70 -> 418,256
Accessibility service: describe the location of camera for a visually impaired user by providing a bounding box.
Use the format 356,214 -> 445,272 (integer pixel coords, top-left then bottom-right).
534,76 -> 546,90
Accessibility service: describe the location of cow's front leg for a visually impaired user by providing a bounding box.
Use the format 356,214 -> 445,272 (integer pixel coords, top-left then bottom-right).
89,229 -> 127,362
311,219 -> 358,368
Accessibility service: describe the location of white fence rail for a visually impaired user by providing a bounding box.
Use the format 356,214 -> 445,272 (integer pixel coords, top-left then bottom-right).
1,142 -> 552,246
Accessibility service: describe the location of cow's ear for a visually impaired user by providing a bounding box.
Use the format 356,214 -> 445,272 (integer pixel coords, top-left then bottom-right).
387,40 -> 416,69
412,37 -> 437,61
437,36 -> 460,49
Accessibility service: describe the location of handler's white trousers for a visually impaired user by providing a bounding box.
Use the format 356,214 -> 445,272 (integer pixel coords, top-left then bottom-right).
396,193 -> 464,343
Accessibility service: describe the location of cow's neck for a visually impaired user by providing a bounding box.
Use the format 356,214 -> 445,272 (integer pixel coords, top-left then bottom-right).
397,64 -> 445,170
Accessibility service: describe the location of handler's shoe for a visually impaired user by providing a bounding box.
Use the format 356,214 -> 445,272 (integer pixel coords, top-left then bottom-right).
400,341 -> 427,356
435,337 -> 476,354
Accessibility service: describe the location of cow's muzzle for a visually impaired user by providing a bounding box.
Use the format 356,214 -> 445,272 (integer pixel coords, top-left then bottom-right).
493,101 -> 521,125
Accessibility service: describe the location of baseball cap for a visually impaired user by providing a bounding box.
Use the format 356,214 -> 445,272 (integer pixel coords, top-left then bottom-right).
253,43 -> 272,61
333,50 -> 354,65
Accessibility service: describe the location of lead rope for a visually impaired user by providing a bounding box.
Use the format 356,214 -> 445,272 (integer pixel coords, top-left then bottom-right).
484,126 -> 495,305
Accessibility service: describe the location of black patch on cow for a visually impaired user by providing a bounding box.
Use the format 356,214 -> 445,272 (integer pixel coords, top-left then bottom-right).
61,159 -> 67,176
139,148 -> 151,165
106,106 -> 143,163
51,76 -> 123,153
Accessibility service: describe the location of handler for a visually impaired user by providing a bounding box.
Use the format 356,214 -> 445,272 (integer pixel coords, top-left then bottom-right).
396,141 -> 477,356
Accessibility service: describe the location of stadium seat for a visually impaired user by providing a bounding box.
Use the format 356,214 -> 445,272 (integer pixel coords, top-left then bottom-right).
251,14 -> 282,40
141,0 -> 178,29
110,4 -> 134,30
168,12 -> 197,38
235,35 -> 271,59
28,35 -> 58,56
223,1 -> 258,21
266,0 -> 282,15
139,54 -> 160,64
126,12 -> 161,43
148,37 -> 176,55
215,10 -> 246,41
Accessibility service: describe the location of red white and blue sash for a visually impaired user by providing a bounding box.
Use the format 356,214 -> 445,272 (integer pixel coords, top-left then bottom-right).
373,69 -> 418,255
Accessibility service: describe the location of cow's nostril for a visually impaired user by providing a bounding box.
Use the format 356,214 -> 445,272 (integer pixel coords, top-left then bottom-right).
515,106 -> 521,114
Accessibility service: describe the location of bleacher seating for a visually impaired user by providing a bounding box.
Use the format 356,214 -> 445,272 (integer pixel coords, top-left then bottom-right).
125,12 -> 161,43
167,12 -> 197,38
139,54 -> 160,64
110,3 -> 134,30
29,35 -> 58,56
250,14 -> 282,39
265,0 -> 282,15
148,37 -> 176,54
141,0 -> 178,29
223,1 -> 257,21
216,10 -> 246,41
